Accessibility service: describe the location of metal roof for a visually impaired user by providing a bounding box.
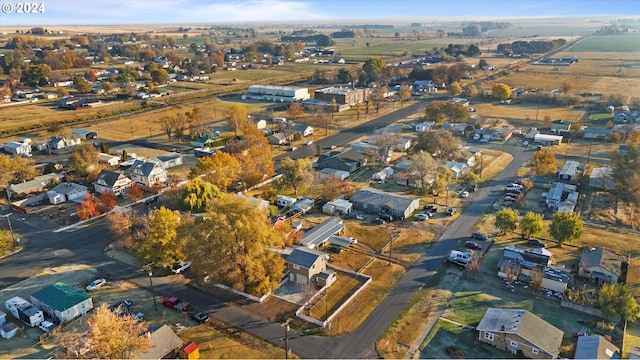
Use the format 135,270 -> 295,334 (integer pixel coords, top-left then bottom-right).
300,217 -> 344,249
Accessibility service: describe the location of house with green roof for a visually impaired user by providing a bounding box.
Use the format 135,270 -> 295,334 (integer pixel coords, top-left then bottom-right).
30,282 -> 93,323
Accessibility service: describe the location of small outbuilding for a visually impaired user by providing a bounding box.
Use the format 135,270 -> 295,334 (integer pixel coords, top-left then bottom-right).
0,321 -> 18,339
72,129 -> 98,140
47,182 -> 88,204
179,341 -> 200,359
322,197 -> 353,215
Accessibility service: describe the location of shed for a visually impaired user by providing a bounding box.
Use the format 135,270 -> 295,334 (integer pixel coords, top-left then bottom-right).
0,322 -> 18,339
151,152 -> 183,169
322,197 -> 352,215
276,195 -> 297,208
534,133 -> 563,145
179,341 -> 200,359
575,335 -> 619,359
319,168 -> 349,181
372,167 -> 394,181
97,153 -> 120,166
72,129 -> 98,140
47,182 -> 88,204
300,217 -> 344,249
317,271 -> 337,288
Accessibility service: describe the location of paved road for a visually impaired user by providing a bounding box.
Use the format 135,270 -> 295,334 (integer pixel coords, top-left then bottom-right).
0,106 -> 532,359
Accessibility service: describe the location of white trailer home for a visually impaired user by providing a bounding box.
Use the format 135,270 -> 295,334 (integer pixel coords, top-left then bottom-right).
5,296 -> 44,327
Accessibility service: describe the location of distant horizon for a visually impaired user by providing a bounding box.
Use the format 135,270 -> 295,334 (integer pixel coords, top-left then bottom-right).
1,0 -> 640,27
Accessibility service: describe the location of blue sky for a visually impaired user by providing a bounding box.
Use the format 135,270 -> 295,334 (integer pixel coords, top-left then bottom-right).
1,0 -> 640,26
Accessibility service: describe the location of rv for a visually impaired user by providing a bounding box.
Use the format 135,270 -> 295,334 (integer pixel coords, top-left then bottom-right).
5,296 -> 44,327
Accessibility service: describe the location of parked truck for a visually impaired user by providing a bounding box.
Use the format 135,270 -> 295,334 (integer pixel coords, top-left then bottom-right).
5,296 -> 44,327
445,250 -> 472,268
162,296 -> 189,312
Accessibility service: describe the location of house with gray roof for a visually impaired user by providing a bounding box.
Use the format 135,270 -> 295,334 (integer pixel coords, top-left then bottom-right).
557,160 -> 581,182
574,335 -> 619,359
125,159 -> 167,188
578,247 -> 625,284
46,182 -> 88,204
30,282 -> 93,323
315,149 -> 367,174
583,127 -> 612,140
151,152 -> 183,169
285,247 -> 331,285
8,173 -> 64,197
445,161 -> 471,180
477,308 -> 563,359
94,169 -> 133,196
135,324 -> 184,359
589,166 -> 615,191
300,217 -> 344,249
349,189 -> 419,219
550,119 -> 572,134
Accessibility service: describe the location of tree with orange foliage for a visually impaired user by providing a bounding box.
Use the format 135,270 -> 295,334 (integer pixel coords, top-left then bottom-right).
97,192 -> 118,213
77,193 -> 101,220
127,183 -> 144,201
236,125 -> 274,188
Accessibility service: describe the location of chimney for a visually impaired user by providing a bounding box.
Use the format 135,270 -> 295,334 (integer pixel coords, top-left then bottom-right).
500,325 -> 506,331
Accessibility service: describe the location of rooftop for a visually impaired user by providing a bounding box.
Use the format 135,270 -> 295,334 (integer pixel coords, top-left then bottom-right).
300,217 -> 344,249
31,282 -> 90,312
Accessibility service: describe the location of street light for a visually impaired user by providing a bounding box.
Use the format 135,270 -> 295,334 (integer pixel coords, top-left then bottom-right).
144,263 -> 158,311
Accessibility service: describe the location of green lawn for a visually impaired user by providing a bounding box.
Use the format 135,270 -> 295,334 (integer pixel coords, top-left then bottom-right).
568,34 -> 640,52
589,113 -> 614,121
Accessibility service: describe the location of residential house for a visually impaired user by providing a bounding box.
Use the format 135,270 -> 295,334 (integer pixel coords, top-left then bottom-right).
276,195 -> 297,208
557,160 -> 581,182
450,97 -> 469,107
8,173 -> 65,197
151,152 -> 183,169
445,161 -> 471,180
94,169 -> 133,196
441,123 -> 467,136
267,132 -> 289,145
574,335 -> 620,360
135,324 -> 184,359
459,147 -> 482,167
415,121 -> 435,132
498,245 -> 553,281
285,247 -> 332,285
394,137 -> 413,152
475,128 -> 496,142
3,141 -> 31,156
395,171 -> 434,189
190,136 -> 216,148
47,182 -> 88,204
372,167 -> 394,181
126,159 -> 167,188
318,168 -> 349,181
589,166 -> 615,191
477,308 -> 564,359
30,282 -> 93,323
349,188 -> 420,219
582,127 -> 612,140
550,119 -> 572,134
300,217 -> 345,249
613,110 -> 640,124
315,149 -> 367,174
578,247 -> 624,284
544,182 -> 577,209
294,124 -> 314,137
491,126 -> 514,141
351,142 -> 392,162
47,136 -> 81,150
97,153 -> 120,167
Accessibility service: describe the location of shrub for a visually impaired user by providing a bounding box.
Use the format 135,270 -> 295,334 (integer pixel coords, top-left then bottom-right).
445,345 -> 464,359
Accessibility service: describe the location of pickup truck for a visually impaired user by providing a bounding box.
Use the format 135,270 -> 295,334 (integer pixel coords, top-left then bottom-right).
162,296 -> 189,312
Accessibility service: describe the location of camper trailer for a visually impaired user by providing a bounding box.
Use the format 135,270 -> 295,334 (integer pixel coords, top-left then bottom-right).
5,296 -> 44,327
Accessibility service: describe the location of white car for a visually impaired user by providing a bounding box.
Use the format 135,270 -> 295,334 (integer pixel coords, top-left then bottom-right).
305,141 -> 313,146
461,191 -> 470,198
414,213 -> 429,221
171,261 -> 191,274
523,140 -> 529,146
86,278 -> 107,291
472,134 -> 481,141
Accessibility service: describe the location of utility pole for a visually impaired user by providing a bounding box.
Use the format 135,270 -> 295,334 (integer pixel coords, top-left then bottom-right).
282,318 -> 292,359
586,139 -> 593,165
144,263 -> 158,311
1,213 -> 15,250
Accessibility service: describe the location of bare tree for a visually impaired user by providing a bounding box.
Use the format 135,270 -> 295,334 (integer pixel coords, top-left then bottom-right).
529,266 -> 544,293
501,259 -> 519,285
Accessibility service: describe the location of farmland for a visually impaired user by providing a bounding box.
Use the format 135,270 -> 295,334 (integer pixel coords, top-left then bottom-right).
568,33 -> 640,52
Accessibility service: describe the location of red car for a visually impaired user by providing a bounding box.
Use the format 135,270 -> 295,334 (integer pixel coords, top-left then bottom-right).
464,241 -> 482,250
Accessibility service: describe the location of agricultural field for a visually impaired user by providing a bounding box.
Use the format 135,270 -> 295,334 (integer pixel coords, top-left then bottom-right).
568,33 -> 640,52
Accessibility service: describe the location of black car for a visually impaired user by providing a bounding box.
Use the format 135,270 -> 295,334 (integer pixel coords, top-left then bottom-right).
327,245 -> 342,253
145,196 -> 159,205
471,232 -> 488,241
527,239 -> 547,248
373,217 -> 386,225
111,299 -> 134,312
190,311 -> 209,323
379,214 -> 393,222
423,205 -> 438,213
446,208 -> 456,216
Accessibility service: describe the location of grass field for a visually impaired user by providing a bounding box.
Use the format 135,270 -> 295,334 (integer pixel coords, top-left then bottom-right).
569,34 -> 640,52
305,272 -> 364,321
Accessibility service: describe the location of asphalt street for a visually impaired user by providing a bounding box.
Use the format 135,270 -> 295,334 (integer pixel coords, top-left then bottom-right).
0,100 -> 534,358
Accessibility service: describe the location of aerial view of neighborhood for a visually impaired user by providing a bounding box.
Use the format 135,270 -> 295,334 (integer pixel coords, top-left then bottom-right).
2,0 -> 640,358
